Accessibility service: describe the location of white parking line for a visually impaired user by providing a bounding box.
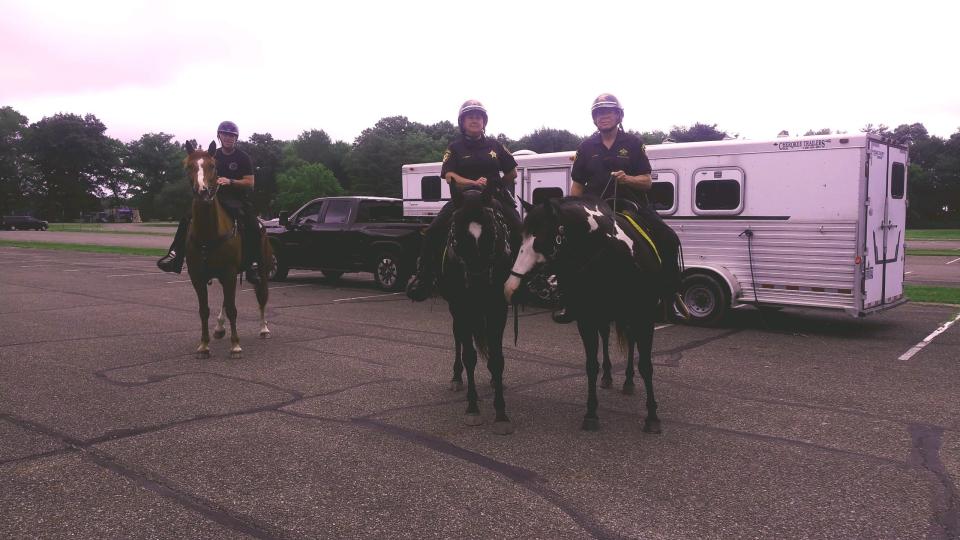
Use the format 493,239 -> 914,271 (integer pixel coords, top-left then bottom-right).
898,311 -> 960,361
946,257 -> 960,265
333,292 -> 404,302
654,324 -> 672,330
107,273 -> 164,277
905,271 -> 913,275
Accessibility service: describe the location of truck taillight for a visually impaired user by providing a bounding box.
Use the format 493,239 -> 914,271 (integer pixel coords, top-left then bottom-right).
855,255 -> 862,265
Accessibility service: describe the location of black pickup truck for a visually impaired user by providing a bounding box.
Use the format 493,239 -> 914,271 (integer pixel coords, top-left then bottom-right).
266,196 -> 426,291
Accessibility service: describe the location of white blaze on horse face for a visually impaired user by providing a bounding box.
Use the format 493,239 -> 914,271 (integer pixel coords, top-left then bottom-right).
195,157 -> 205,192
613,223 -> 634,252
505,233 -> 544,300
468,222 -> 482,243
583,205 -> 604,232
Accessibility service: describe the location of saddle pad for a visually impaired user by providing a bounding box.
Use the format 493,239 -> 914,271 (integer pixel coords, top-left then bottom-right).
617,212 -> 661,265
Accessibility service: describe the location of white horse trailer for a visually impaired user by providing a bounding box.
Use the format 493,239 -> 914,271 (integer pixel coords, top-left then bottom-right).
401,134 -> 909,322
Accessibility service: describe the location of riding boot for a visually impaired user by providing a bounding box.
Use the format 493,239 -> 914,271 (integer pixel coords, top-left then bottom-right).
405,255 -> 436,302
157,217 -> 190,273
552,306 -> 576,324
243,220 -> 263,285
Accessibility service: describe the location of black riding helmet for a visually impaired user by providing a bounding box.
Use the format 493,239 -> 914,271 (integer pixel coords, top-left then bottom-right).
217,120 -> 239,137
457,100 -> 488,134
591,93 -> 623,119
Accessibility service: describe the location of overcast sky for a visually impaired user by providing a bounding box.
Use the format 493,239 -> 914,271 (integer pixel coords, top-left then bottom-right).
3,0 -> 958,145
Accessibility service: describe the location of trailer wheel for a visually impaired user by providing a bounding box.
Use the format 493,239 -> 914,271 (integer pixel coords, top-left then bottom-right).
374,250 -> 406,292
680,274 -> 729,326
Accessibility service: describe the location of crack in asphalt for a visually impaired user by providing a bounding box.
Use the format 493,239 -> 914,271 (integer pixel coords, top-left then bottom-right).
908,423 -> 960,540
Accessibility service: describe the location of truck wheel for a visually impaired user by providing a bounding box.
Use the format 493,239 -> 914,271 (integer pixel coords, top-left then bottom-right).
374,251 -> 405,292
322,270 -> 344,281
680,273 -> 729,326
269,250 -> 288,281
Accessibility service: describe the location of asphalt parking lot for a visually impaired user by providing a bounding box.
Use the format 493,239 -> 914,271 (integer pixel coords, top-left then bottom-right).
1,247 -> 959,539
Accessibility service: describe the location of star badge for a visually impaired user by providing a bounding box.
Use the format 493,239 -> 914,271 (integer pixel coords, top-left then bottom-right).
489,150 -> 497,159
618,148 -> 629,157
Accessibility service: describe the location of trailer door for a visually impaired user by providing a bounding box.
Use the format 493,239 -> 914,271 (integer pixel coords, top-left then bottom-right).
863,141 -> 904,309
884,147 -> 908,303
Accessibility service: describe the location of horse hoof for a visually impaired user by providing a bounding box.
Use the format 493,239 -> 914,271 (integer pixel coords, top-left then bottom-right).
581,417 -> 600,431
492,421 -> 514,435
213,329 -> 225,340
259,331 -> 271,339
464,413 -> 484,426
643,418 -> 662,434
196,351 -> 210,360
600,378 -> 613,389
449,381 -> 464,392
621,384 -> 635,395
230,350 -> 242,360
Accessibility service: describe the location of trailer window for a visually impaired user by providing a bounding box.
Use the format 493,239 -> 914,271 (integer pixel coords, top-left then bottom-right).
421,176 -> 442,202
696,180 -> 741,210
650,183 -> 675,212
532,187 -> 564,205
891,162 -> 905,199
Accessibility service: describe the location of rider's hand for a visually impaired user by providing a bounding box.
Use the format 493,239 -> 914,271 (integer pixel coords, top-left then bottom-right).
475,177 -> 488,187
216,177 -> 231,186
612,170 -> 628,183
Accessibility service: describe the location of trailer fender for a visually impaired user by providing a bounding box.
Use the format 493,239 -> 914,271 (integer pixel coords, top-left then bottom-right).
681,265 -> 741,303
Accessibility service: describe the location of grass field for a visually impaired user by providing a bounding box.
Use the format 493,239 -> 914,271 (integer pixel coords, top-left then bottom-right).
0,240 -> 165,257
47,223 -> 173,236
905,285 -> 960,305
906,229 -> 960,240
905,249 -> 960,257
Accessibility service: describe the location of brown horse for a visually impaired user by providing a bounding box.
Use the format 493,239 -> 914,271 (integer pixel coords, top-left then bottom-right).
184,141 -> 273,359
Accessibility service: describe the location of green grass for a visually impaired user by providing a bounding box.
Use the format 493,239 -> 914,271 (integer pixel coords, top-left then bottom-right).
0,240 -> 165,257
905,285 -> 960,305
48,223 -> 173,236
905,249 -> 960,257
906,229 -> 960,240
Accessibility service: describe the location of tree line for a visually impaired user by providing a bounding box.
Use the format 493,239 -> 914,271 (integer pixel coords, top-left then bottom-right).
1,105 -> 957,226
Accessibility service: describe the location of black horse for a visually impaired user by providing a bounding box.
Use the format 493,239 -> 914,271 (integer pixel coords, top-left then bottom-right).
504,196 -> 662,432
439,189 -> 514,435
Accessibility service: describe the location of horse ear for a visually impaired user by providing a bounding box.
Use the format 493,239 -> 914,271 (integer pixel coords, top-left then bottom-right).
519,199 -> 535,212
481,185 -> 493,206
545,198 -> 562,218
184,140 -> 197,154
207,141 -> 217,155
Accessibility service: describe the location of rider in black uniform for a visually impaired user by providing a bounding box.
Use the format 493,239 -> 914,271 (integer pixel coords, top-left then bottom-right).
405,100 -> 522,301
553,94 -> 689,322
157,120 -> 264,284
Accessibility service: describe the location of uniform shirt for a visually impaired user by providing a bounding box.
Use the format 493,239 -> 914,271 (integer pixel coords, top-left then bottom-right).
571,131 -> 652,205
440,136 -> 517,195
215,147 -> 254,206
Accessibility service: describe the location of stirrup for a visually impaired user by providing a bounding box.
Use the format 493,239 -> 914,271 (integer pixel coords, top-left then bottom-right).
405,273 -> 434,302
157,251 -> 183,273
552,307 -> 575,324
672,293 -> 691,321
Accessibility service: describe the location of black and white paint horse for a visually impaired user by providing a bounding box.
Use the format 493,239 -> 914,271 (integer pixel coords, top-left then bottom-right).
504,197 -> 662,432
440,189 -> 514,434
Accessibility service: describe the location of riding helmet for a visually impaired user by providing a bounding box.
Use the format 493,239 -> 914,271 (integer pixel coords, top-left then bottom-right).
217,120 -> 239,137
457,100 -> 488,132
590,93 -> 624,119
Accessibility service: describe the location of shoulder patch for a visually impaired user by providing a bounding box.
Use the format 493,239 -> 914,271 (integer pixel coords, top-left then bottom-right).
442,150 -> 451,163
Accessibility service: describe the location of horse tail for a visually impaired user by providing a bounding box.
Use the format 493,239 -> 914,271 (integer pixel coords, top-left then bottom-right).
614,319 -> 630,356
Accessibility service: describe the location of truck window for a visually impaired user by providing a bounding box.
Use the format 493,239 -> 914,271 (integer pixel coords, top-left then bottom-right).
891,162 -> 905,199
322,200 -> 352,224
297,201 -> 324,223
532,187 -> 563,205
421,176 -> 442,202
357,200 -> 403,223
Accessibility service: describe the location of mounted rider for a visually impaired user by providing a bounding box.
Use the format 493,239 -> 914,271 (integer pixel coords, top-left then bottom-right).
157,120 -> 264,284
555,93 -> 690,322
405,99 -> 522,301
